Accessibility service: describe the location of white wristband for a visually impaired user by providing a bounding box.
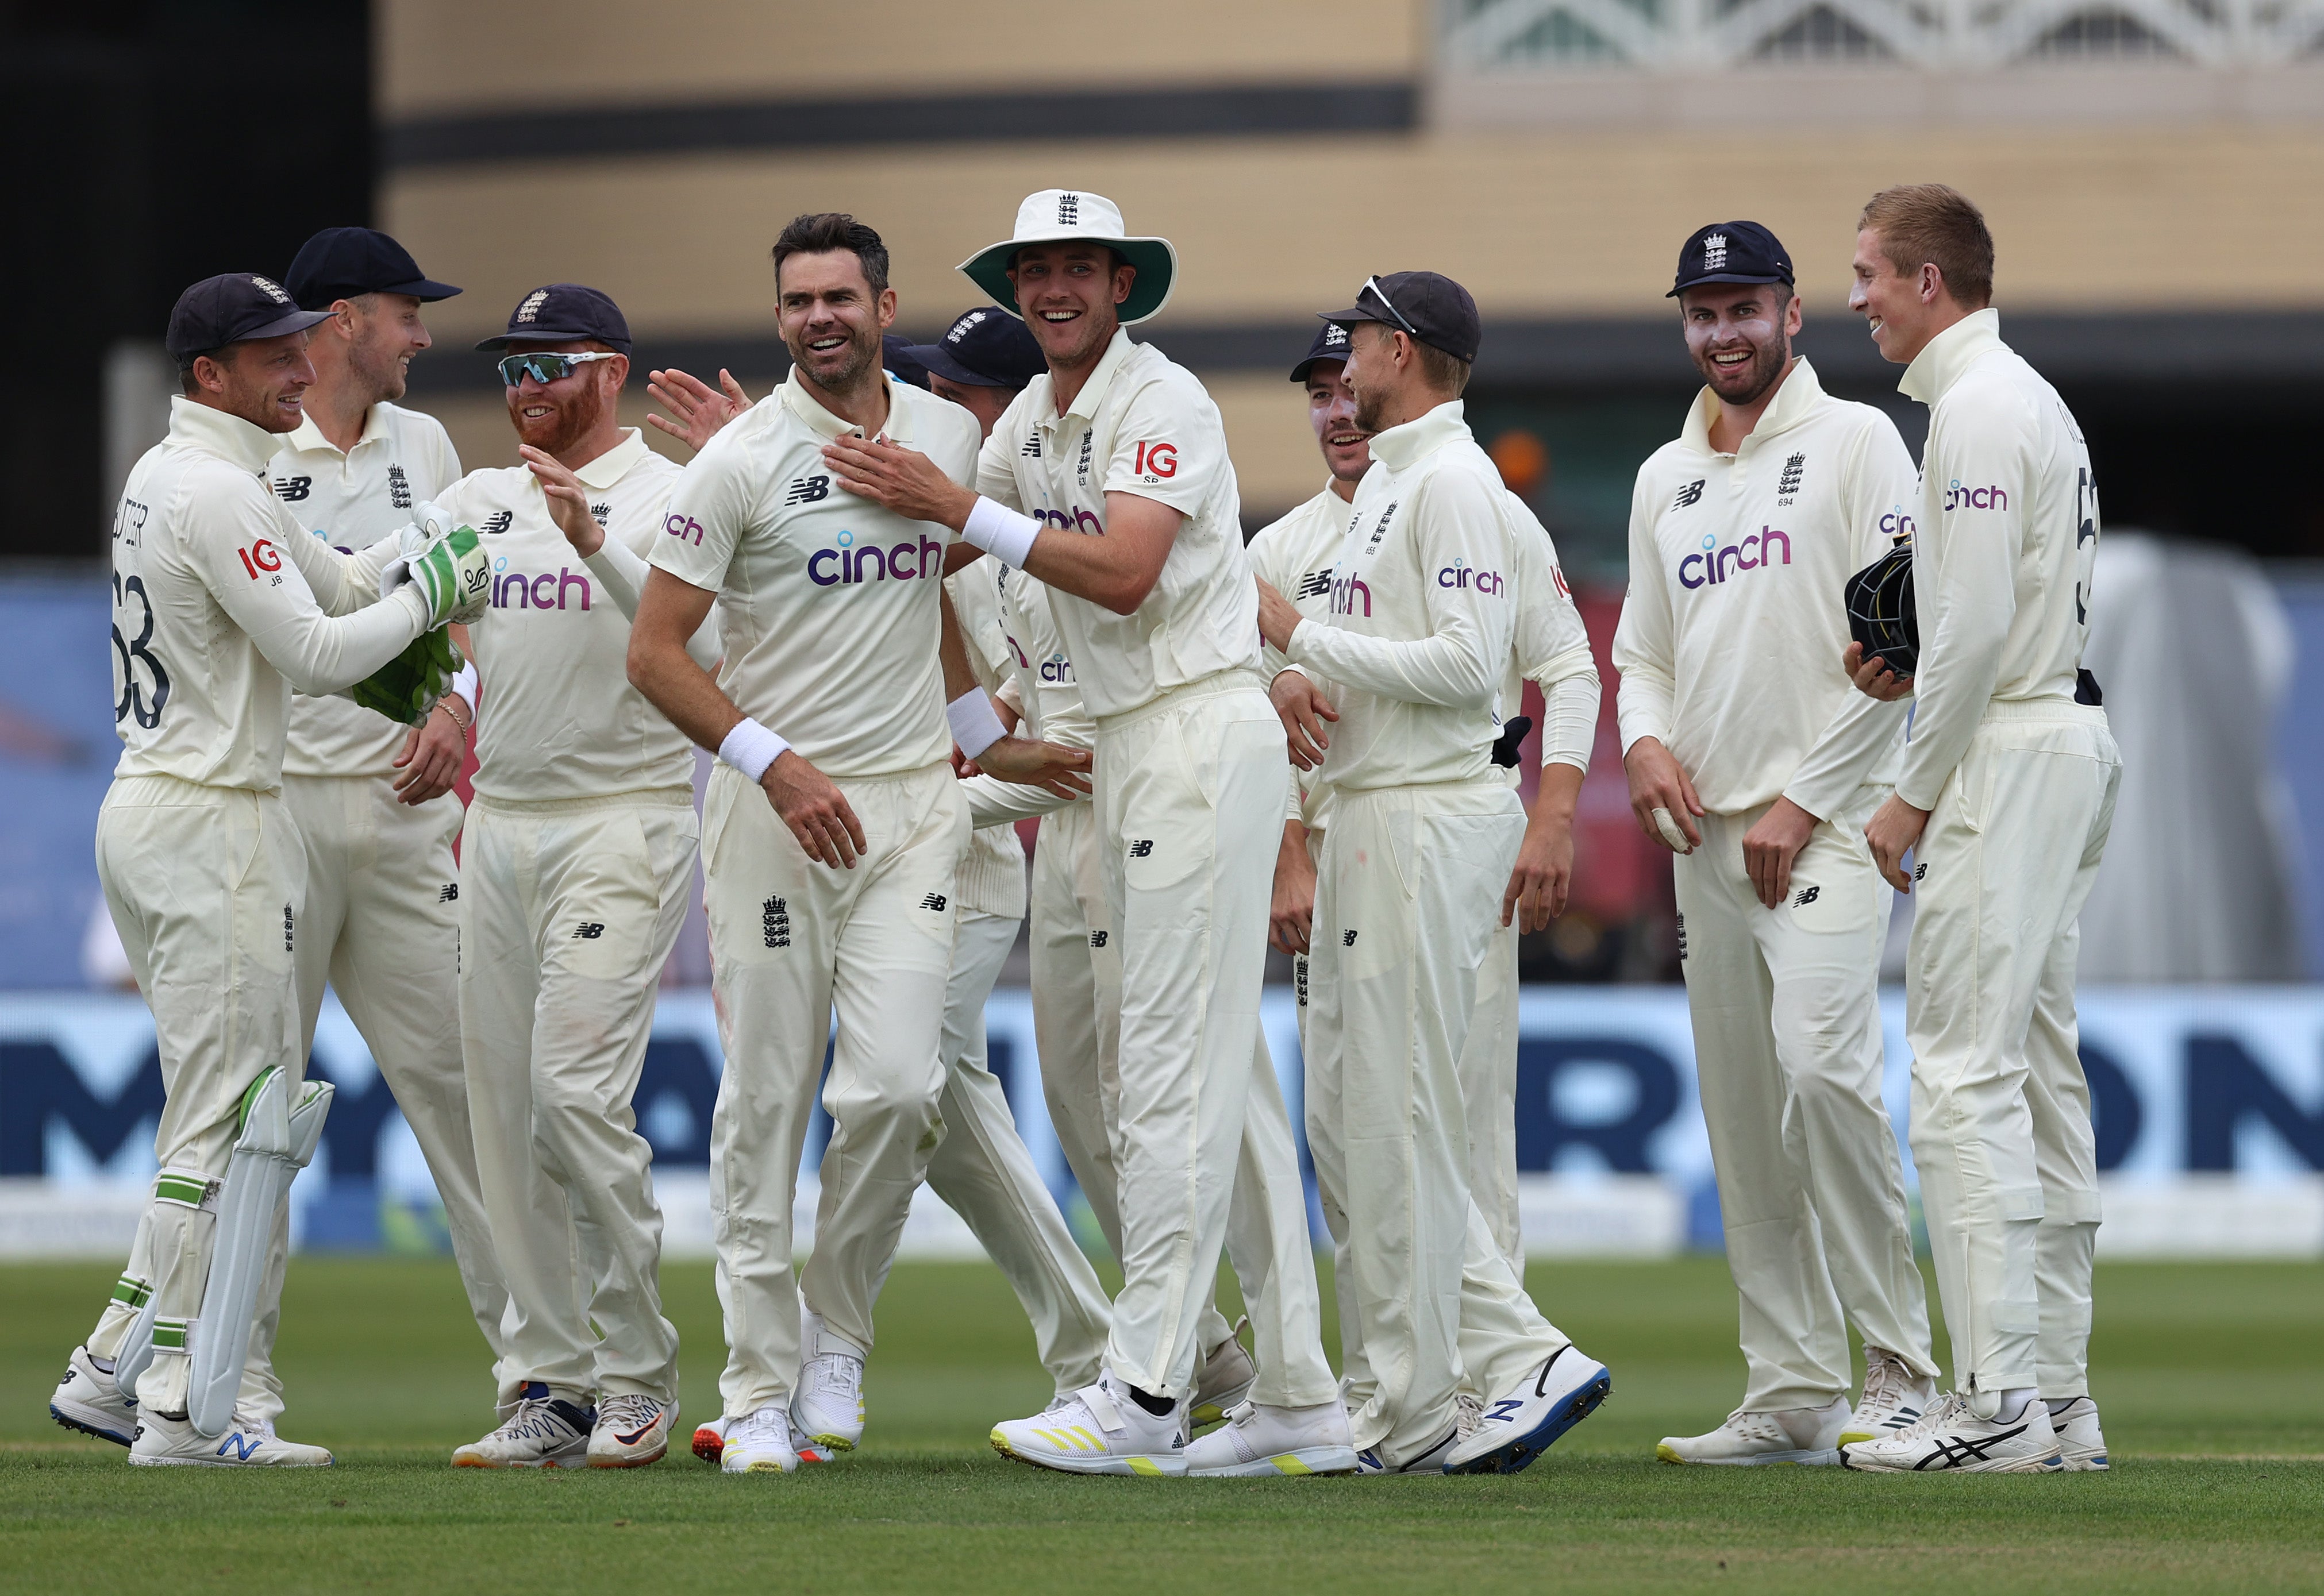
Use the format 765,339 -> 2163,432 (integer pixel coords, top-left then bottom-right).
719,717 -> 790,782
946,689 -> 1008,761
962,496 -> 1040,568
451,661 -> 478,710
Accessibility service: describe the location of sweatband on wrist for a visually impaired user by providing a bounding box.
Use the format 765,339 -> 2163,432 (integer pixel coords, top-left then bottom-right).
451,661 -> 478,711
719,718 -> 789,782
946,689 -> 1008,761
962,496 -> 1040,568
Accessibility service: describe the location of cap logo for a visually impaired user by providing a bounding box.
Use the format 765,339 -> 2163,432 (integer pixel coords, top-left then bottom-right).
1056,192 -> 1080,226
1324,323 -> 1348,346
1702,233 -> 1729,271
251,275 -> 291,304
515,288 -> 550,324
949,310 -> 987,344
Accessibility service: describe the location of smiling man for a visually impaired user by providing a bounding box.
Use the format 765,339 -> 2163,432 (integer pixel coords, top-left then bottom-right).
1609,222 -> 1938,1469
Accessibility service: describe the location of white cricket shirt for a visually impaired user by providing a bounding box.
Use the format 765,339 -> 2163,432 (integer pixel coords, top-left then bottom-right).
270,402 -> 463,778
654,372 -> 980,780
1250,481 -> 1356,828
1893,310 -> 2101,811
440,429 -> 694,803
974,328 -> 1260,720
945,561 -> 1029,919
109,398 -> 428,793
1611,360 -> 1920,820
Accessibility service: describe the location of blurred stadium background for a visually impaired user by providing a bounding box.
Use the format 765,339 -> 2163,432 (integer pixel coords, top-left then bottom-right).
3,0 -> 2322,1268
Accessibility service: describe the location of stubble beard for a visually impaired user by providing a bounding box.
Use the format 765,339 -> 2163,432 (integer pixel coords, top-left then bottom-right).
1703,337 -> 1788,410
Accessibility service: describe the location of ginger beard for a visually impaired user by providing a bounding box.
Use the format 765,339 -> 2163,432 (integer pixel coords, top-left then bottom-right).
506,362 -> 611,456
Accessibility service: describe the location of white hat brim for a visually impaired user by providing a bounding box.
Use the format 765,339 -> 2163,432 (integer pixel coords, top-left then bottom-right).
957,234 -> 1178,326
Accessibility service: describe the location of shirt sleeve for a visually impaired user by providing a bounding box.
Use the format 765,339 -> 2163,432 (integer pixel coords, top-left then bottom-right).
1895,392 -> 2031,809
1506,495 -> 1598,770
1102,373 -> 1222,520
1610,466 -> 1678,755
975,422 -> 1022,510
650,425 -> 755,595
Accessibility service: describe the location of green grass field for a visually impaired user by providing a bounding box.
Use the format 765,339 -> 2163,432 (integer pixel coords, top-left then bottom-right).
4,1255 -> 2319,1593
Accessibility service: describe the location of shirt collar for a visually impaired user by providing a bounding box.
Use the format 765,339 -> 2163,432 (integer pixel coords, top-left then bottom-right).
782,369 -> 916,445
1049,327 -> 1136,430
282,402 -> 389,458
1367,399 -> 1469,473
1677,357 -> 1827,457
166,395 -> 281,477
1899,307 -> 2004,407
574,427 -> 649,490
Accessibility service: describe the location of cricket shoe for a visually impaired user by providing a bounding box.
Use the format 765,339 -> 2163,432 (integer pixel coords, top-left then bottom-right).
791,1307 -> 866,1458
691,1414 -> 728,1464
1657,1396 -> 1847,1466
1184,1397 -> 1357,1477
1355,1420 -> 1461,1476
1841,1390 -> 2064,1473
1841,1346 -> 1937,1447
1444,1344 -> 1611,1475
990,1371 -> 1188,1477
51,1345 -> 136,1447
132,1409 -> 333,1467
721,1404 -> 800,1474
2048,1397 -> 2109,1472
451,1382 -> 594,1468
1191,1317 -> 1257,1431
588,1393 -> 675,1468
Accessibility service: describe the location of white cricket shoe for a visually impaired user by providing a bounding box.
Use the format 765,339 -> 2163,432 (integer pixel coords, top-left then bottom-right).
1444,1344 -> 1611,1474
51,1345 -> 137,1447
990,1372 -> 1187,1477
132,1409 -> 333,1467
1841,1390 -> 2064,1473
588,1393 -> 675,1468
1657,1396 -> 1848,1466
1191,1318 -> 1257,1431
451,1382 -> 594,1468
791,1308 -> 866,1459
2048,1396 -> 2110,1472
1841,1347 -> 1938,1447
1355,1421 -> 1461,1476
721,1404 -> 801,1475
691,1414 -> 729,1465
1184,1398 -> 1357,1477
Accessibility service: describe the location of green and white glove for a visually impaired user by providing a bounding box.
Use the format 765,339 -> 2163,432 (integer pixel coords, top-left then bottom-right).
384,519 -> 493,627
340,627 -> 461,726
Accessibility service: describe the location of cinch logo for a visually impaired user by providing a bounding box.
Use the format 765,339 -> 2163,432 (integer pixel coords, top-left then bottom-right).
1879,507 -> 1918,539
807,529 -> 945,587
1332,572 -> 1372,618
1679,526 -> 1791,589
1040,651 -> 1072,683
1034,504 -> 1105,536
1437,557 -> 1505,595
1944,479 -> 2008,512
491,561 -> 592,610
664,512 -> 705,544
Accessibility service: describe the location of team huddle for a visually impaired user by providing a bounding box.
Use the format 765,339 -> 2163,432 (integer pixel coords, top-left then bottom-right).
54,177 -> 2116,1479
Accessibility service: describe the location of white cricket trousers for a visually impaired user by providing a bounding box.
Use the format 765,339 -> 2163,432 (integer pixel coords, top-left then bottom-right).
1673,796 -> 1936,1413
1306,779 -> 1569,1467
705,761 -> 967,1417
1907,701 -> 2119,1401
281,774 -> 510,1408
928,903 -> 1111,1396
1092,672 -> 1336,1404
460,789 -> 694,1406
87,775 -> 307,1418
1030,799 -> 1333,1407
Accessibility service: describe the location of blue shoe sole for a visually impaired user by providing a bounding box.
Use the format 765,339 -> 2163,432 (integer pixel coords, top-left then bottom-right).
52,1404 -> 134,1448
1444,1367 -> 1612,1476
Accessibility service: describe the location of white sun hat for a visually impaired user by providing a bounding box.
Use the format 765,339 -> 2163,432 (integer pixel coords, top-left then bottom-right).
957,190 -> 1178,326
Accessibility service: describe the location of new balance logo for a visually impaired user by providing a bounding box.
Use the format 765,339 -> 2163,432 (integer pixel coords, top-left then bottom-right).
1342,929 -> 1357,947
1674,479 -> 1706,510
438,883 -> 459,903
761,896 -> 791,949
571,922 -> 605,940
921,893 -> 948,912
272,475 -> 311,502
1128,839 -> 1153,858
784,475 -> 831,506
1791,885 -> 1819,908
482,511 -> 514,535
1021,434 -> 1041,458
1294,568 -> 1334,600
1089,930 -> 1107,948
1914,862 -> 1928,882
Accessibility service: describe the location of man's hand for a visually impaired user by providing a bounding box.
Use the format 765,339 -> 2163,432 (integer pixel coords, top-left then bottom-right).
1503,765 -> 1581,933
974,736 -> 1093,801
391,697 -> 467,805
1843,640 -> 1914,701
765,750 -> 867,869
1624,736 -> 1703,853
1256,576 -> 1304,654
1270,669 -> 1337,771
1270,821 -> 1317,955
520,445 -> 604,558
646,366 -> 749,454
1742,795 -> 1819,909
1864,792 -> 1929,892
823,435 -> 978,529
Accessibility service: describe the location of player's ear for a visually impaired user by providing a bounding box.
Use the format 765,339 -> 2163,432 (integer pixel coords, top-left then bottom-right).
1112,262 -> 1134,309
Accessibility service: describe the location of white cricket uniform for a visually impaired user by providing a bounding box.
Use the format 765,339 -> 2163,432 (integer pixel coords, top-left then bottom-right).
655,373 -> 975,1418
1284,400 -> 1572,1466
976,329 -> 1336,1405
86,396 -> 430,1418
267,404 -> 510,1406
1891,311 -> 2118,1402
448,429 -> 693,1407
1611,359 -> 1937,1414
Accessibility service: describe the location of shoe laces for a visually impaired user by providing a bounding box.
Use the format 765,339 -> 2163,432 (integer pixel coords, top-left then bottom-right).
802,1347 -> 864,1405
491,1395 -> 580,1443
1721,1408 -> 1788,1445
1898,1390 -> 1969,1441
599,1393 -> 663,1432
1453,1394 -> 1485,1441
1858,1348 -> 1911,1413
730,1405 -> 792,1448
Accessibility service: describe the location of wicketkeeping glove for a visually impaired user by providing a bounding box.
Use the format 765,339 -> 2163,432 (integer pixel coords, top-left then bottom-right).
340,626 -> 461,725
383,516 -> 493,627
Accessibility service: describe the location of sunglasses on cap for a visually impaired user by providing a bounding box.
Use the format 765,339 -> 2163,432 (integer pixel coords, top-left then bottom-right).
1360,276 -> 1422,339
496,350 -> 621,387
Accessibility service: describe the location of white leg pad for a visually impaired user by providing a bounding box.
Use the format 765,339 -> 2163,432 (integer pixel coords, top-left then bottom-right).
111,1166 -> 218,1403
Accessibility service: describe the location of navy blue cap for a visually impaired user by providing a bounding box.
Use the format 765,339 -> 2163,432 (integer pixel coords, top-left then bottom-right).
1319,271 -> 1481,365
474,284 -> 631,352
1668,221 -> 1794,298
882,335 -> 933,391
902,307 -> 1048,391
1290,320 -> 1353,384
166,273 -> 332,367
285,227 -> 460,310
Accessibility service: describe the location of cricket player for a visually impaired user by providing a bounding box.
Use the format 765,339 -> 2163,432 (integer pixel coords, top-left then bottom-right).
1837,186 -> 2117,1475
1256,272 -> 1607,1476
52,272 -> 487,1466
270,229 -> 514,1416
826,190 -> 1348,1477
1608,222 -> 1940,1468
627,214 -> 1089,1476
